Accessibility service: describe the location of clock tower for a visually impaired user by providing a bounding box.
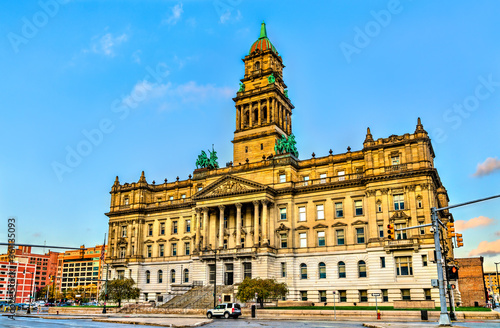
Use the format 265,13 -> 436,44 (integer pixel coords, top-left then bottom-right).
232,22 -> 294,164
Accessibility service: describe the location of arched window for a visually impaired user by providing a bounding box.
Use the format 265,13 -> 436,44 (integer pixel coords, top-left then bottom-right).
254,61 -> 260,70
244,111 -> 249,127
184,269 -> 189,283
158,270 -> 163,283
261,107 -> 267,123
145,270 -> 150,284
253,108 -> 258,123
318,262 -> 326,279
338,261 -> 346,278
358,260 -> 367,278
300,263 -> 307,279
170,269 -> 176,283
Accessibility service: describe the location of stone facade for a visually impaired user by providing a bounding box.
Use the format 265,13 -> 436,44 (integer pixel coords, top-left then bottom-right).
105,23 -> 454,306
456,257 -> 488,307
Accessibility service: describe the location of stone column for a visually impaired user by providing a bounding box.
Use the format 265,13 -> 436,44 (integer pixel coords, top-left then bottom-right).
249,103 -> 253,127
195,208 -> 201,252
287,112 -> 291,134
114,223 -> 119,257
203,208 -> 209,249
236,203 -> 242,248
273,98 -> 277,125
126,223 -> 132,256
261,200 -> 269,246
236,106 -> 240,131
258,101 -> 261,125
266,98 -> 270,123
253,201 -> 260,246
218,205 -> 225,249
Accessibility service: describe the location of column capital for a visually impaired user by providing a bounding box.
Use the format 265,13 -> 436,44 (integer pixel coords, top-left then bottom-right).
252,200 -> 260,206
202,207 -> 209,213
261,199 -> 270,206
218,205 -> 225,211
235,203 -> 242,209
194,207 -> 202,214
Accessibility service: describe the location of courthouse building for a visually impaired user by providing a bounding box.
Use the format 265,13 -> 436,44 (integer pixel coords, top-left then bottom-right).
105,23 -> 454,305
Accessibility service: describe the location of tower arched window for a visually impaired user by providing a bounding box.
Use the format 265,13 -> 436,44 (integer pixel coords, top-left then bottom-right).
145,270 -> 150,284
358,260 -> 367,278
319,262 -> 326,279
261,106 -> 267,123
254,61 -> 260,71
300,263 -> 307,279
338,261 -> 346,278
244,111 -> 249,127
170,269 -> 176,283
253,108 -> 258,124
158,270 -> 163,283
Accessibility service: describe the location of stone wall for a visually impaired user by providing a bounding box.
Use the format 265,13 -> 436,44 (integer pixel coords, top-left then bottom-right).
393,300 -> 435,309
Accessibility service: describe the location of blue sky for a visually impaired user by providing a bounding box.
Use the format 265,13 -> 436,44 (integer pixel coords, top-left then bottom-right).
1,0 -> 499,271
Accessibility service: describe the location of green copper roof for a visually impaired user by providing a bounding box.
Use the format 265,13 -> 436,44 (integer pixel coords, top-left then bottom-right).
249,22 -> 278,55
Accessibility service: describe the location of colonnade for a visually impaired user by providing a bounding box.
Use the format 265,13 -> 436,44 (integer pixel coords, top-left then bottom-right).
235,97 -> 291,134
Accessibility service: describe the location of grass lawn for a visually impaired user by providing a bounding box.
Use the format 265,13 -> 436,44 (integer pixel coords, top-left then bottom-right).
265,306 -> 491,312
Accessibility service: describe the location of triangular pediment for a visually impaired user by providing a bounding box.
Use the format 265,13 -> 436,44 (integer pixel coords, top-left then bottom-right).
169,237 -> 179,242
193,175 -> 270,199
391,210 -> 411,221
276,223 -> 290,232
157,238 -> 167,243
313,223 -> 328,229
331,222 -> 347,227
352,220 -> 368,225
181,236 -> 191,240
295,225 -> 309,231
144,239 -> 154,244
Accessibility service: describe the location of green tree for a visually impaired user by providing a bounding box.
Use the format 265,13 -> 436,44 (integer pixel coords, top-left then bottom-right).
99,278 -> 140,307
236,278 -> 288,308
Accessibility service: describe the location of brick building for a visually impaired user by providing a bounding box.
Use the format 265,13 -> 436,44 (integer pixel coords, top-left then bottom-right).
456,257 -> 488,307
0,260 -> 36,303
0,246 -> 59,294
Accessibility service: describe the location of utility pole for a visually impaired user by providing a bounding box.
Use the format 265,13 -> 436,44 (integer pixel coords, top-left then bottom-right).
495,262 -> 500,305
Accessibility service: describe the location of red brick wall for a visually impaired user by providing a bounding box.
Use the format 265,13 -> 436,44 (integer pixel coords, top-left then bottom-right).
456,257 -> 488,307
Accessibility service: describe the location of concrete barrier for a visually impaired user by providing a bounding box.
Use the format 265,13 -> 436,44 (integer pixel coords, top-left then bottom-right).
48,307 -> 118,315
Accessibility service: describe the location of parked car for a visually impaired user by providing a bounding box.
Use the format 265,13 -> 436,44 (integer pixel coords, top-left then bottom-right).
206,303 -> 241,319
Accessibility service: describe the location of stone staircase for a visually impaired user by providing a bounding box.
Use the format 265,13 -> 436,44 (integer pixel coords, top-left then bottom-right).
161,285 -> 234,309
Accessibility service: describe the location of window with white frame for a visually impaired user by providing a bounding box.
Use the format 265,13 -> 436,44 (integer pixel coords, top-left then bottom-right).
279,174 -> 286,183
303,175 -> 309,186
319,262 -> 326,279
417,198 -> 423,208
148,224 -> 153,236
338,170 -> 345,181
281,262 -> 286,278
121,226 -> 127,237
316,204 -> 324,220
336,229 -> 345,245
401,289 -> 411,300
317,231 -> 325,246
147,245 -> 152,258
299,232 -> 307,248
280,207 -> 287,220
394,194 -> 405,210
280,234 -> 287,248
298,206 -> 306,221
169,196 -> 174,200
160,223 -> 165,235
395,256 -> 413,276
356,227 -> 365,244
185,219 -> 191,232
159,244 -> 164,257
378,224 -> 384,238
358,260 -> 367,278
320,173 -> 327,183
124,197 -> 129,205
377,201 -> 382,212
338,261 -> 346,278
185,242 -> 190,255
396,223 -> 407,239
172,221 -> 178,234
181,194 -> 186,199
171,243 -> 177,256
300,263 -> 307,279
335,202 -> 343,218
354,200 -> 363,215
391,155 -> 400,165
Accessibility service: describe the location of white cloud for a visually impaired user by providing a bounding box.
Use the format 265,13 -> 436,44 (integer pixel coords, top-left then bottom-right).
469,239 -> 500,257
120,80 -> 233,112
455,216 -> 495,231
132,50 -> 142,64
220,9 -> 242,24
86,31 -> 128,57
163,3 -> 183,25
473,157 -> 500,177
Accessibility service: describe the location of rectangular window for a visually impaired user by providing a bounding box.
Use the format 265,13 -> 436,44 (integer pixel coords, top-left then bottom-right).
281,262 -> 286,278
417,199 -> 423,208
148,224 -> 153,236
159,244 -> 164,257
131,245 -> 135,255
319,290 -> 327,302
396,256 -> 413,276
186,220 -> 191,233
420,225 -> 425,235
160,223 -> 165,235
171,243 -> 177,256
303,176 -> 309,186
223,239 -> 228,249
338,170 -> 345,181
378,224 -> 384,238
380,257 -> 386,268
147,245 -> 152,258
391,156 -> 400,165
422,255 -> 428,267
396,223 -> 407,240
300,291 -> 308,301
299,232 -> 307,248
394,194 -> 405,210
198,186 -> 203,191
424,289 -> 431,300
354,200 -> 363,216
169,196 -> 174,200
320,173 -> 327,183
119,247 -> 125,259
336,229 -> 345,245
382,289 -> 388,302
224,216 -> 228,229
280,208 -> 287,220
280,234 -> 288,248
172,221 -> 178,234
121,226 -> 127,238
279,174 -> 286,183
359,290 -> 368,302
401,289 -> 411,300
243,262 -> 252,279
317,231 -> 325,247
339,290 -> 347,302
241,238 -> 245,248
181,194 -> 186,199
356,227 -> 365,244
185,242 -> 190,255
316,204 -> 324,220
335,202 -> 343,218
298,206 -> 306,221
377,203 -> 382,212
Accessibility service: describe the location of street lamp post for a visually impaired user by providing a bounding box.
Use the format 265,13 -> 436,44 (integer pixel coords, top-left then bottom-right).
207,245 -> 218,308
23,270 -> 35,314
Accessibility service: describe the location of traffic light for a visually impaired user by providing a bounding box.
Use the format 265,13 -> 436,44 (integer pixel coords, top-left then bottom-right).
74,277 -> 78,282
447,222 -> 455,238
447,266 -> 459,280
387,224 -> 395,240
456,233 -> 463,247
